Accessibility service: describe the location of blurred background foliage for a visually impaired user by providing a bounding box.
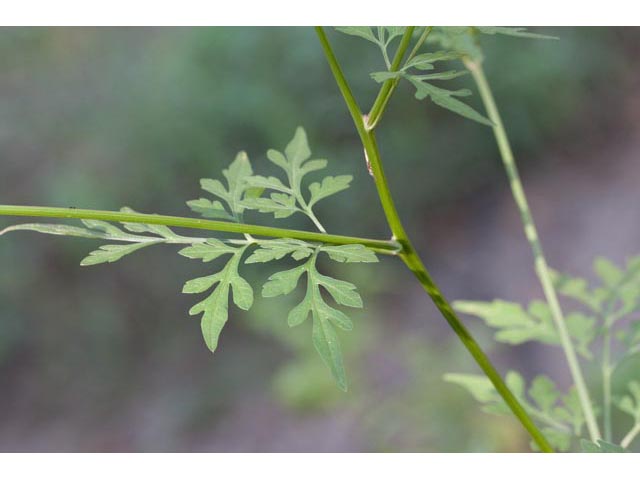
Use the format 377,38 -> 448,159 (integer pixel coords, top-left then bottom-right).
1,27 -> 640,451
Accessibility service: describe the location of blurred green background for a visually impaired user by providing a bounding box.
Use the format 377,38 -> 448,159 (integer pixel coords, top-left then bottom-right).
1,27 -> 640,451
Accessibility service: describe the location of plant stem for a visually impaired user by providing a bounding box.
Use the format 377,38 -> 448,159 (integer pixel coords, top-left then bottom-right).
367,27 -> 432,131
316,26 -> 554,453
366,27 -> 415,129
0,205 -> 400,255
602,328 -> 613,441
621,422 -> 640,449
465,58 -> 601,442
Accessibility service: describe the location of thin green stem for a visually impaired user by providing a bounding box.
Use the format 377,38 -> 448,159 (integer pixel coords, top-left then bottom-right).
603,327 -> 613,441
316,26 -> 554,453
0,205 -> 400,255
366,27 -> 416,130
621,421 -> 640,449
465,57 -> 601,442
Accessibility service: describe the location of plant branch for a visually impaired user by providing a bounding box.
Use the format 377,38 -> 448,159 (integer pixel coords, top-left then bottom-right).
0,205 -> 400,255
621,421 -> 640,449
366,26 -> 417,130
316,26 -> 554,453
465,57 -> 601,442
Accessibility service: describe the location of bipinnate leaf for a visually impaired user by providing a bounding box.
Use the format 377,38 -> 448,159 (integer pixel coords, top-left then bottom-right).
446,370 -> 582,451
454,299 -> 596,357
259,245 -> 374,391
242,127 -> 351,230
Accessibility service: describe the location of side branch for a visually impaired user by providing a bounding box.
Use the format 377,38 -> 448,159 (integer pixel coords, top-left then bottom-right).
0,205 -> 401,255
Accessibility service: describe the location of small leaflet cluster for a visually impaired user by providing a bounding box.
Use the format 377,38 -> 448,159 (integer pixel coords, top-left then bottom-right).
335,26 -> 555,127
449,256 -> 640,451
0,127 -> 378,391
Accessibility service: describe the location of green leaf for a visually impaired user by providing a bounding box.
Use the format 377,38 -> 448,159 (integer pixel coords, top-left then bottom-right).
581,439 -> 629,453
406,77 -> 493,126
118,207 -> 178,239
189,151 -> 256,222
308,175 -> 353,206
537,428 -> 572,452
454,299 -> 557,345
370,71 -> 402,83
246,127 -> 351,229
262,265 -> 306,298
528,375 -> 560,415
241,193 -> 299,218
320,244 -> 379,263
455,299 -> 595,357
0,223 -> 116,240
80,241 -> 162,266
474,27 -> 558,40
261,249 -> 366,391
178,239 -> 236,262
403,51 -> 459,70
565,312 -> 596,358
549,268 -> 601,312
614,380 -> 640,422
182,246 -> 252,352
245,239 -> 314,264
335,26 -> 378,44
444,373 -> 498,404
594,257 -> 624,288
186,198 -> 234,221
554,387 -> 586,435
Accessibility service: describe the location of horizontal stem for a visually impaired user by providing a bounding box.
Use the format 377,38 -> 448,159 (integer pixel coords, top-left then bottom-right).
0,205 -> 401,255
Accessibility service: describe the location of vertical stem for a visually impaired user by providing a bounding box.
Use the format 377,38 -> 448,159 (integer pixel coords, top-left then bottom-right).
466,58 -> 601,442
602,328 -> 613,441
317,26 -> 554,452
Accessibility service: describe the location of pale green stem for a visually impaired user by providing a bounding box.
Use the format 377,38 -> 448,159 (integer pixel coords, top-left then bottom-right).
465,57 -> 601,442
621,422 -> 640,449
317,26 -> 554,453
603,328 -> 613,441
0,205 -> 400,256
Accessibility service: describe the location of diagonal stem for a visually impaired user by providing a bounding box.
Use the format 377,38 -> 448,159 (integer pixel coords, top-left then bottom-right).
0,205 -> 400,255
465,57 -> 601,442
367,26 -> 432,130
366,26 -> 416,130
316,26 -> 554,453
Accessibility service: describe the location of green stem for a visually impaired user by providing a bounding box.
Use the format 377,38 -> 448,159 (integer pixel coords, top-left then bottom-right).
603,327 -> 613,441
366,26 -> 416,130
0,205 -> 400,255
621,422 -> 640,449
465,58 -> 601,442
316,26 -> 554,453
